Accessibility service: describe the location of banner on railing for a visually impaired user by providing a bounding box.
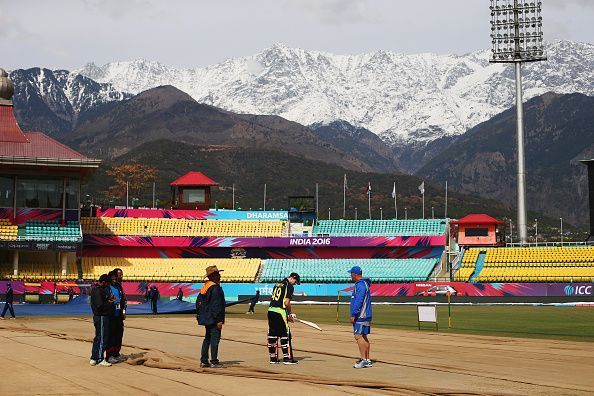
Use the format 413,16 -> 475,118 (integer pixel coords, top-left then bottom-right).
95,208 -> 288,220
2,281 -> 591,298
83,235 -> 447,248
0,240 -> 80,251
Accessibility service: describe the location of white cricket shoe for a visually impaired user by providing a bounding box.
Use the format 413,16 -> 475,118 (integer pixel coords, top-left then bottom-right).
353,360 -> 367,369
89,359 -> 98,366
98,360 -> 112,367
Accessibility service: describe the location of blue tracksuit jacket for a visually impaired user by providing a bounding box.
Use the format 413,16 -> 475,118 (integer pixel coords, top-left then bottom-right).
350,278 -> 372,323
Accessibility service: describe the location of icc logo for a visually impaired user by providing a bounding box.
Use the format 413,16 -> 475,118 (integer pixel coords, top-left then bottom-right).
564,285 -> 592,296
564,285 -> 574,296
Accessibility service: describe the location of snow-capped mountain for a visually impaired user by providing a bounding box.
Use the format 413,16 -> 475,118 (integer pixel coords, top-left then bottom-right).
79,40 -> 594,144
9,68 -> 130,136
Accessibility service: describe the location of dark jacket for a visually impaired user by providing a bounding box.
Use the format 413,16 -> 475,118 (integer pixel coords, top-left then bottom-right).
149,288 -> 160,301
196,281 -> 225,326
5,286 -> 13,304
91,285 -> 114,316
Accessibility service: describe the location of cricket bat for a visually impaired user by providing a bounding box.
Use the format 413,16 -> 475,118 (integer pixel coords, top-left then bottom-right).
294,318 -> 322,331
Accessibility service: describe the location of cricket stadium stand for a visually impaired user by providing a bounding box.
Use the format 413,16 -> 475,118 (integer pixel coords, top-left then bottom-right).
81,257 -> 261,282
260,258 -> 439,283
1,258 -> 79,281
23,220 -> 82,242
454,246 -> 594,282
81,217 -> 287,237
313,219 -> 446,236
0,219 -> 18,240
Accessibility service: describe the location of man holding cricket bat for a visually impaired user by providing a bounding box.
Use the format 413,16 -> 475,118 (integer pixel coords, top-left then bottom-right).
267,272 -> 300,365
349,266 -> 373,369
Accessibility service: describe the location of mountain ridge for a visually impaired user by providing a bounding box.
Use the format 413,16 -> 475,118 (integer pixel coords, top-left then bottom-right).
78,40 -> 594,144
65,85 -> 373,171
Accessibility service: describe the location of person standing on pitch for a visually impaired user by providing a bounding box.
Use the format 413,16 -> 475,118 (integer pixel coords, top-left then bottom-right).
0,282 -> 15,319
90,274 -> 115,366
246,290 -> 260,314
196,265 -> 225,368
349,266 -> 373,369
176,287 -> 183,301
106,269 -> 127,364
267,273 -> 300,365
149,285 -> 159,315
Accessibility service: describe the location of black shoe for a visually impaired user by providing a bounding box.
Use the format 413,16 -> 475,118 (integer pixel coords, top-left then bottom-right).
200,362 -> 210,368
283,359 -> 298,365
269,358 -> 280,364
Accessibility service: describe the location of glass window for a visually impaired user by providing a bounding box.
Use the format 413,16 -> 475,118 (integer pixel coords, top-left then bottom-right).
16,177 -> 63,209
65,178 -> 80,209
0,176 -> 14,207
183,188 -> 205,203
464,227 -> 489,237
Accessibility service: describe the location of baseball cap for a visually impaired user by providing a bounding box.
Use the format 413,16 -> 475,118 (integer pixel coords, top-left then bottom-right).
347,266 -> 362,275
289,272 -> 301,284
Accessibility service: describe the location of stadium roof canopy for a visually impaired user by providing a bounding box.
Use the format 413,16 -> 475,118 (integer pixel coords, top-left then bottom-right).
451,214 -> 504,225
170,171 -> 219,187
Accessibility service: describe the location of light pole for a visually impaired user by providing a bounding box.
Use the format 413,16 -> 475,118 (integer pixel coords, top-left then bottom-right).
380,208 -> 383,220
404,207 -> 408,220
328,207 -> 331,220
431,206 -> 434,219
534,218 -> 538,245
355,207 -> 358,220
560,217 -> 563,246
489,0 -> 546,245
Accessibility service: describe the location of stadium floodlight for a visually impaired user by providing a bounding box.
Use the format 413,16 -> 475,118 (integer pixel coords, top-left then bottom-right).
489,0 -> 546,245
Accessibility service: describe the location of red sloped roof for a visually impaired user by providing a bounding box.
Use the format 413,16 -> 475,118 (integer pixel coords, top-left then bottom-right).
0,106 -> 29,143
0,132 -> 88,159
170,172 -> 219,186
451,214 -> 504,225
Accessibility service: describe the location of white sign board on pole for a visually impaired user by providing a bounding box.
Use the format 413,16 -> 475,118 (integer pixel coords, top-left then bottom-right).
417,304 -> 438,330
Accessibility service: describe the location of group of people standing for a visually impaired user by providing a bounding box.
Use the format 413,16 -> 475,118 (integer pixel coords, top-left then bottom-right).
88,264 -> 373,370
195,265 -> 373,369
90,268 -> 127,366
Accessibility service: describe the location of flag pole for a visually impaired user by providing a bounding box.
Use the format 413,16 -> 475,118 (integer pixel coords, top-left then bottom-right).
393,181 -> 397,220
367,183 -> 371,219
418,181 -> 425,219
343,174 -> 346,219
445,180 -> 448,219
316,183 -> 319,217
263,183 -> 266,210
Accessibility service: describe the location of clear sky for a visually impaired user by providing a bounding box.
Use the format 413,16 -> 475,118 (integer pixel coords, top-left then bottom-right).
1,0 -> 592,70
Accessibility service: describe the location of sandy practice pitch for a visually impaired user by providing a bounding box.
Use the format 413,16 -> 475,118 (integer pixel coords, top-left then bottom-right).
1,315 -> 593,395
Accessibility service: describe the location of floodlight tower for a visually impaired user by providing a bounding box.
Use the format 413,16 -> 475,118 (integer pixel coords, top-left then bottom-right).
489,0 -> 546,245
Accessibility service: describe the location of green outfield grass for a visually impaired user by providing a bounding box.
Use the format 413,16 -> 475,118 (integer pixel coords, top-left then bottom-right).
226,304 -> 594,342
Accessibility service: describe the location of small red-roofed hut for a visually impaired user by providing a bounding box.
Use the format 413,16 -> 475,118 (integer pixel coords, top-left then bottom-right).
170,172 -> 219,210
450,214 -> 505,247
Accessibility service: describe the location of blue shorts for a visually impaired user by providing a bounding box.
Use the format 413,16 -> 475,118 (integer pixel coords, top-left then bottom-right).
353,322 -> 371,335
